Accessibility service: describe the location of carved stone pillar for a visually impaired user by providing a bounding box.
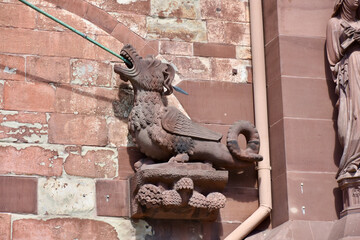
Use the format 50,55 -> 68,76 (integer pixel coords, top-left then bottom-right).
339,176 -> 360,217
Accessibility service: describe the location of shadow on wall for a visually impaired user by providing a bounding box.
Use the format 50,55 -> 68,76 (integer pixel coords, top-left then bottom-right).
0,61 -> 136,150
323,45 -> 344,219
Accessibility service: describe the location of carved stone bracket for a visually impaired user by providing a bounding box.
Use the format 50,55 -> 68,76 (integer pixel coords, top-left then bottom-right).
129,162 -> 228,221
338,176 -> 360,217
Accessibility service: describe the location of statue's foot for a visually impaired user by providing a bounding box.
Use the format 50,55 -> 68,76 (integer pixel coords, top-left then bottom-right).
347,164 -> 358,173
169,153 -> 189,163
134,158 -> 155,171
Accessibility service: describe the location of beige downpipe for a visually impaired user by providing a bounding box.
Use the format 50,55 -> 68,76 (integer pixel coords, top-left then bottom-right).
225,0 -> 272,239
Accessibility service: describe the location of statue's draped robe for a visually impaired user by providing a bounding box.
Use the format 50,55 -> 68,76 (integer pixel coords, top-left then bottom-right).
327,17 -> 360,176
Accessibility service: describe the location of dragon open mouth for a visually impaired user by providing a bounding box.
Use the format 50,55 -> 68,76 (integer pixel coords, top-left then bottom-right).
120,50 -> 134,69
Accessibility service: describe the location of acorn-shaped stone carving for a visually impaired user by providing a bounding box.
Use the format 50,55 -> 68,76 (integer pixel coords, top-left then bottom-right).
136,184 -> 163,208
207,192 -> 226,210
188,191 -> 208,208
162,190 -> 182,206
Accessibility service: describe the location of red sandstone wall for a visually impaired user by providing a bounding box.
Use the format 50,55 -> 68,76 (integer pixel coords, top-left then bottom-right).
0,0 -> 259,239
263,0 -> 342,228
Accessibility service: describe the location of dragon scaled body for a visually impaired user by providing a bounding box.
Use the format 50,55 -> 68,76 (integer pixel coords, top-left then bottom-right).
114,44 -> 262,171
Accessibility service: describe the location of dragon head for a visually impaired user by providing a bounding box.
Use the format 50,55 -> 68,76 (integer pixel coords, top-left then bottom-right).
114,44 -> 175,95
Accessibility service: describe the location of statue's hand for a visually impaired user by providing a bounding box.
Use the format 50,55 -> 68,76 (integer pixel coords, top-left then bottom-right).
354,33 -> 360,42
344,26 -> 355,37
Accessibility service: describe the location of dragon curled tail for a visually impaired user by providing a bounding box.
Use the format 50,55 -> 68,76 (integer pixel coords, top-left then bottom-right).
227,120 -> 262,162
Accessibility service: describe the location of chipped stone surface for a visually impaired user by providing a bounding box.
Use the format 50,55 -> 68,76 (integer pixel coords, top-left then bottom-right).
207,20 -> 250,45
237,46 -> 252,60
86,0 -> 150,15
0,110 -> 48,144
200,0 -> 248,22
210,58 -> 251,83
160,41 -> 193,56
0,144 -> 63,176
151,0 -> 201,19
163,55 -> 211,80
48,113 -> 108,146
107,117 -> 134,147
11,214 -> 153,240
65,147 -> 118,178
70,59 -> 112,87
12,218 -> 118,240
0,54 -> 25,81
55,86 -> 118,116
146,17 -> 207,42
38,177 -> 95,215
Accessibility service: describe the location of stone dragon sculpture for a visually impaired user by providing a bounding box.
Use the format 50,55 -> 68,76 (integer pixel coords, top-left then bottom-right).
114,44 -> 262,171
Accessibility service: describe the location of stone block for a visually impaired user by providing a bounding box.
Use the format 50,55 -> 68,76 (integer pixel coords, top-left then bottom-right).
70,59 -> 112,87
151,0 -> 201,19
38,177 -> 95,215
107,117 -> 133,148
160,41 -> 193,56
36,7 -> 105,35
0,214 -> 10,240
0,81 -> 3,109
0,145 -> 63,176
200,0 -> 248,22
219,187 -> 259,222
52,0 -> 88,18
55,85 -> 119,116
0,3 -> 36,29
48,113 -> 107,146
92,0 -> 151,15
0,110 -> 48,144
281,77 -> 336,120
263,0 -> 279,45
237,46 -> 252,60
283,118 -> 340,173
12,218 -> 118,240
287,171 -> 340,221
207,20 -> 250,45
210,58 -> 251,83
85,4 -> 118,34
146,17 -> 207,42
3,81 -> 55,112
26,56 -> 70,84
277,0 -> 333,38
0,28 -> 96,59
162,55 -> 211,80
96,179 -> 130,217
65,147 -> 118,178
109,12 -> 147,38
175,80 -> 254,125
194,43 -> 236,58
279,36 -> 326,79
0,176 -> 37,214
0,54 -> 25,81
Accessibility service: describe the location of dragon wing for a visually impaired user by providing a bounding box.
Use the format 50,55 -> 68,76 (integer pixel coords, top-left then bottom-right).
161,107 -> 222,141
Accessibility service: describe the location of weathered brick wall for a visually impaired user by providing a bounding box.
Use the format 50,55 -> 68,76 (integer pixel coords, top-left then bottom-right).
0,0 -> 258,239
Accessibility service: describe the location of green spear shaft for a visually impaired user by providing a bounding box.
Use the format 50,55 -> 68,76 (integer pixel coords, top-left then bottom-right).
17,0 -> 132,67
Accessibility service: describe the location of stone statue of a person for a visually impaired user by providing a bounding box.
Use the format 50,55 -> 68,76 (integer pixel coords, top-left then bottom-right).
327,0 -> 360,179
